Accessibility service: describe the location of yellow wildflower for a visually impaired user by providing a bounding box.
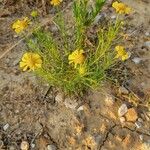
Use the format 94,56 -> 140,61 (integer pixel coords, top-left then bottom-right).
31,10 -> 38,17
115,46 -> 129,61
112,1 -> 131,14
79,65 -> 86,76
68,49 -> 85,68
50,0 -> 62,6
12,17 -> 30,34
20,52 -> 42,71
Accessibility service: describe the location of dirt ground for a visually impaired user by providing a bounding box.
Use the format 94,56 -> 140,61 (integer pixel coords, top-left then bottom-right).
0,0 -> 150,150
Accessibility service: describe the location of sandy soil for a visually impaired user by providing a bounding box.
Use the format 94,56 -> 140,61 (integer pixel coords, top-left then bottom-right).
0,0 -> 150,150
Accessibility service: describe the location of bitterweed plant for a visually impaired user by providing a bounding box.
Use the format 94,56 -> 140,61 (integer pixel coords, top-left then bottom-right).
12,0 -> 132,95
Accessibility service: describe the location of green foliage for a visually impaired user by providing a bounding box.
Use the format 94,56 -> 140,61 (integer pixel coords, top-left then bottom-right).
27,0 -> 122,95
73,0 -> 106,26
73,0 -> 106,46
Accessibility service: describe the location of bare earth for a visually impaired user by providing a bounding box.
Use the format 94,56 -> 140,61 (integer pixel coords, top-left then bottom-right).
0,0 -> 150,150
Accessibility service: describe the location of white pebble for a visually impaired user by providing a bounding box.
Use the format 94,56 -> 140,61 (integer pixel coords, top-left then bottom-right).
31,143 -> 35,148
77,105 -> 84,111
145,32 -> 149,36
118,104 -> 128,117
47,145 -> 56,150
111,15 -> 116,19
3,123 -> 9,131
132,57 -> 142,64
144,41 -> 150,49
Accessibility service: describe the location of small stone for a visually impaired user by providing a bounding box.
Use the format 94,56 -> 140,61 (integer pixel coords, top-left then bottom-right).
135,121 -> 142,128
145,32 -> 149,36
20,141 -> 29,150
125,108 -> 138,122
47,145 -> 56,150
3,123 -> 9,131
144,41 -> 150,49
139,135 -> 143,141
77,105 -> 84,111
118,104 -> 128,117
31,143 -> 35,148
111,15 -> 116,19
132,57 -> 142,64
14,34 -> 19,38
138,118 -> 143,123
14,109 -> 19,114
105,95 -> 115,106
119,86 -> 129,95
120,117 -> 126,123
55,93 -> 64,103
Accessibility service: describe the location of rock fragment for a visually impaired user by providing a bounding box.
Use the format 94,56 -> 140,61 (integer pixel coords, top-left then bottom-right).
132,57 -> 142,64
144,41 -> 150,49
20,141 -> 29,150
125,108 -> 138,122
47,145 -> 56,150
3,123 -> 9,131
77,105 -> 84,111
118,104 -> 128,117
119,86 -> 129,95
31,143 -> 35,148
145,32 -> 149,36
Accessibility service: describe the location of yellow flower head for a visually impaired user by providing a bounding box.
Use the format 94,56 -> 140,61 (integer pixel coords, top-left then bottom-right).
31,10 -> 38,17
50,0 -> 62,6
115,46 -> 129,61
79,65 -> 86,76
12,17 -> 30,34
112,1 -> 131,14
68,49 -> 85,68
20,52 -> 42,71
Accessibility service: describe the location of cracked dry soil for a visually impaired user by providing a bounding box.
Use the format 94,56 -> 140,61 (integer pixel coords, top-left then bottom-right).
0,0 -> 150,150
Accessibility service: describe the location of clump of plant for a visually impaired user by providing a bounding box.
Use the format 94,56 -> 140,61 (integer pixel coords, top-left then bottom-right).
12,0 -> 132,95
